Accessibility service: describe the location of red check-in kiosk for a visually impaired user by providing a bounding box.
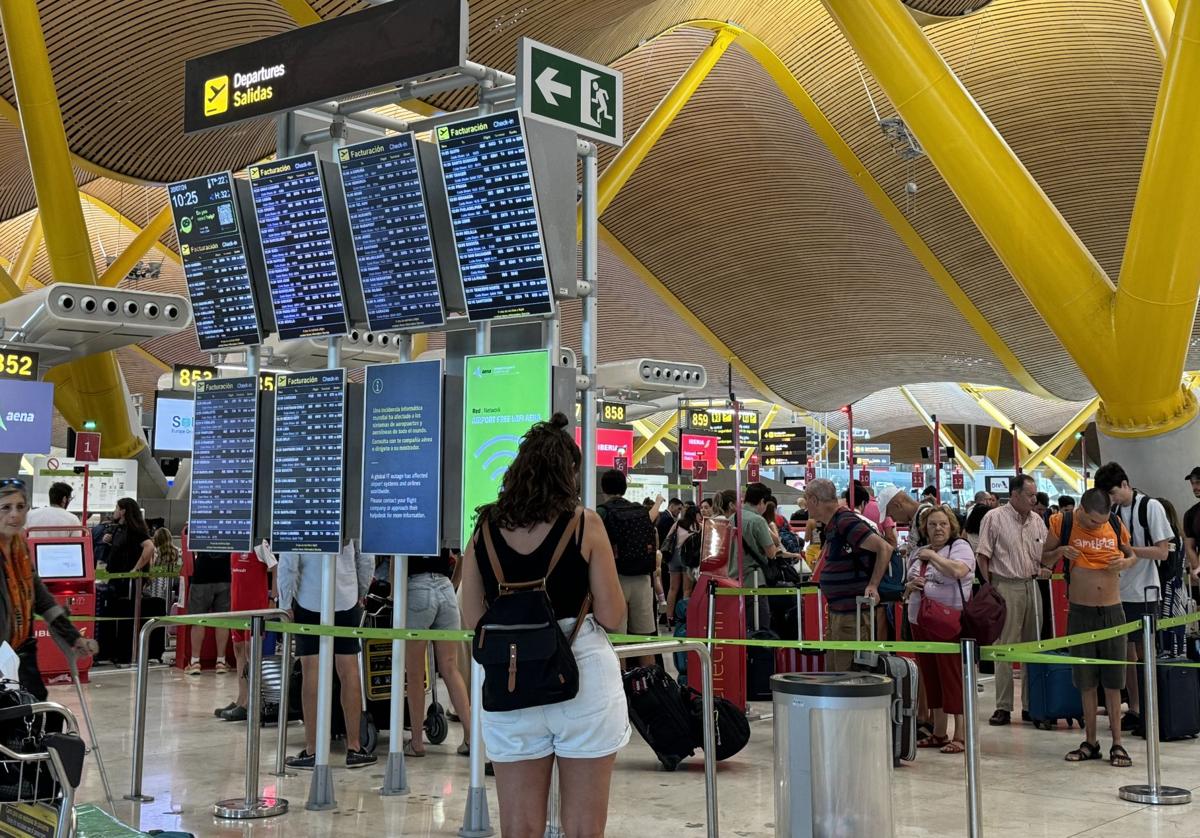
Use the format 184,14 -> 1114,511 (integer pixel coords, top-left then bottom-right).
26,526 -> 95,684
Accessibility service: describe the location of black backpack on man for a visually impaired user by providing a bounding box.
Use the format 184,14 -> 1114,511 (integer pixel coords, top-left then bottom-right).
599,497 -> 658,576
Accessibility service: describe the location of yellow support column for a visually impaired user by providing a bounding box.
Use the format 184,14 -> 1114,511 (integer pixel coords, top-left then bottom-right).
821,0 -> 1117,390
97,205 -> 173,287
0,0 -> 144,458
986,427 -> 1002,466
1109,0 -> 1200,435
1022,399 -> 1101,472
12,213 -> 41,288
1141,0 -> 1178,59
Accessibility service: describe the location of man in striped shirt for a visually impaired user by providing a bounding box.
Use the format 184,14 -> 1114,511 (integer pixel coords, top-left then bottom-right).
805,478 -> 895,671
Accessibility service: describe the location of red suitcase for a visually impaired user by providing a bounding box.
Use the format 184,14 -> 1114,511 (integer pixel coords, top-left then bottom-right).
686,573 -> 747,710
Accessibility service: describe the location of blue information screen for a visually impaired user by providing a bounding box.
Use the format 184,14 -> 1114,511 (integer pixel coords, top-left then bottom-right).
168,172 -> 263,351
189,377 -> 258,552
271,369 -> 345,553
436,111 -> 554,322
248,154 -> 349,341
360,360 -> 443,556
337,135 -> 445,331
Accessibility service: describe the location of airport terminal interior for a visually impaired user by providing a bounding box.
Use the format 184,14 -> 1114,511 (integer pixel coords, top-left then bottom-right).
0,0 -> 1197,836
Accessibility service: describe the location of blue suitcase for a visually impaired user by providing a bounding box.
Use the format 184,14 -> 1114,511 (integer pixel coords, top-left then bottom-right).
1027,652 -> 1083,727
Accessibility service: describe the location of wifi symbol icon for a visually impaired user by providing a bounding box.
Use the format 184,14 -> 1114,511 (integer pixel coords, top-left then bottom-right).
474,435 -> 522,482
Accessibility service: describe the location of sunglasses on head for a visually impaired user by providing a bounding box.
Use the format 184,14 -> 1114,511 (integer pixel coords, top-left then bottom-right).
0,479 -> 25,490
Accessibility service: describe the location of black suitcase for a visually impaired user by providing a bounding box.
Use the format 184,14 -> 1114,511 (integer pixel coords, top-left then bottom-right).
139,596 -> 167,662
623,665 -> 696,771
747,630 -> 777,701
96,591 -> 133,664
1142,658 -> 1200,741
852,597 -> 918,765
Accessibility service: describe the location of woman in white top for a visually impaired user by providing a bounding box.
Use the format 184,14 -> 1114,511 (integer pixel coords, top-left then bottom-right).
904,504 -> 975,754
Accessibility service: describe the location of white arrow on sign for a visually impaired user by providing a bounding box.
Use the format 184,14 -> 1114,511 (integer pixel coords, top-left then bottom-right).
535,66 -> 572,106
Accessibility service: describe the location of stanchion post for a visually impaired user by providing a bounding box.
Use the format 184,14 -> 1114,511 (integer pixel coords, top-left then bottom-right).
382,556 -> 410,796
544,763 -> 563,838
274,630 -> 294,777
214,615 -> 289,819
1119,607 -> 1191,805
130,576 -> 143,665
306,552 -> 338,811
961,638 -> 983,837
125,617 -> 160,802
459,658 -> 493,837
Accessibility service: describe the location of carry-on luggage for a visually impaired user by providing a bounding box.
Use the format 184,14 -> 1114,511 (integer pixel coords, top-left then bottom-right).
687,690 -> 751,760
686,574 -> 747,710
140,596 -> 167,662
1140,658 -> 1200,741
1026,652 -> 1084,727
624,665 -> 697,771
852,596 -> 918,765
747,629 -> 778,701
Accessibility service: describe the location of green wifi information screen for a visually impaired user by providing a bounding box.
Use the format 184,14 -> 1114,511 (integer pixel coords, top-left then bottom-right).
461,350 -> 551,546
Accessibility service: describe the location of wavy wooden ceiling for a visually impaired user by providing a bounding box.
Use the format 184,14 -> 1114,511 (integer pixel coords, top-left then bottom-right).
0,0 -> 1188,416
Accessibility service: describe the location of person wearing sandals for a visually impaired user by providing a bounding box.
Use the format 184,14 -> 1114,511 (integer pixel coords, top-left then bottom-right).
904,504 -> 974,755
1042,488 -> 1137,768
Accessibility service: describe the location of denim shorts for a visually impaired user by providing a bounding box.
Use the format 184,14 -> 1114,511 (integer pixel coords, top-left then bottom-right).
480,616 -> 631,763
407,573 -> 461,631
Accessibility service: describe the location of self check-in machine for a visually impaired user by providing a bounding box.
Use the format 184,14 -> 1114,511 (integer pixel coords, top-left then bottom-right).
26,526 -> 95,683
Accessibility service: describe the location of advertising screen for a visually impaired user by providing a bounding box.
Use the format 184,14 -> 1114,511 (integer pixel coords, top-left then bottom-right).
337,135 -> 445,331
248,153 -> 349,341
680,433 -> 720,471
574,426 -> 635,470
168,172 -> 264,350
461,350 -> 550,545
360,360 -> 443,556
189,377 -> 258,552
153,395 -> 194,455
272,370 -> 346,553
436,111 -> 554,322
0,379 -> 52,455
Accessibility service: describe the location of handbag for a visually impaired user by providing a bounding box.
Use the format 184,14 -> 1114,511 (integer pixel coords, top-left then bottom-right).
960,577 -> 1007,647
915,561 -> 962,641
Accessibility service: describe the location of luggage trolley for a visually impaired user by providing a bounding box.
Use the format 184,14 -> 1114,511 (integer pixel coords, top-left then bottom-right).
0,698 -> 88,838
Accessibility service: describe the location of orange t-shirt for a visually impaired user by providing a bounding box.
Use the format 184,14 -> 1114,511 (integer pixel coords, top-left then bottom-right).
1048,512 -> 1129,571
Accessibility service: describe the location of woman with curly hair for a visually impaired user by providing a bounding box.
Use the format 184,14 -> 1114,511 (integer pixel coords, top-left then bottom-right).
460,413 -> 628,838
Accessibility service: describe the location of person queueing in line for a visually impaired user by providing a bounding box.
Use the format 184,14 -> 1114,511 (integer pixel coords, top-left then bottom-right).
460,414 -> 629,838
1042,488 -> 1136,768
0,479 -> 97,697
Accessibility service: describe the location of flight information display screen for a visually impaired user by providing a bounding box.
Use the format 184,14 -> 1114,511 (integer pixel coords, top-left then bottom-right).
189,377 -> 258,552
248,154 -> 349,341
271,369 -> 345,553
436,111 -> 554,322
168,173 -> 263,350
337,135 -> 445,331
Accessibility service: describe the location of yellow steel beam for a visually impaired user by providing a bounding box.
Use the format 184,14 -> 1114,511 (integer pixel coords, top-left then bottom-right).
631,419 -> 671,456
275,0 -> 321,25
986,426 -> 1002,465
821,1 -> 1116,397
599,19 -> 1049,398
633,413 -> 678,464
97,205 -> 174,287
128,344 -> 171,373
0,0 -> 143,459
13,212 -> 41,288
1109,0 -> 1200,436
1142,0 -> 1178,59
0,263 -> 22,302
79,193 -> 182,265
897,386 -> 978,476
958,384 -> 1082,486
1055,434 -> 1079,462
741,403 -> 779,469
1022,398 -> 1101,472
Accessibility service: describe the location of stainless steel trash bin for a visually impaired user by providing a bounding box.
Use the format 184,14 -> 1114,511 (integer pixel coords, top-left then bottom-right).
772,672 -> 895,838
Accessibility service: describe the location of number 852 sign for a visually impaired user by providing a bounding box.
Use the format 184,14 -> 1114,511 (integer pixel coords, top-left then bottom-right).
0,349 -> 37,381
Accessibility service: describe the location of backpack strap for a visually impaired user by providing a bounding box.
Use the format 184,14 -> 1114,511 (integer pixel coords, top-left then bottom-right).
1060,510 -> 1073,549
1134,492 -> 1152,546
1109,511 -> 1127,546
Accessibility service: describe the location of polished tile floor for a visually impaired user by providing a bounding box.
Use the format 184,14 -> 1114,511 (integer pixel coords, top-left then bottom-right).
48,665 -> 1200,836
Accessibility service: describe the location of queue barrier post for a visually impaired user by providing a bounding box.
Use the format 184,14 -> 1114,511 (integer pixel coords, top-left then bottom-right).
273,630 -> 295,777
616,640 -> 719,838
961,638 -> 983,837
1119,606 -> 1191,806
381,557 -> 410,796
459,657 -> 493,838
214,614 -> 289,819
126,608 -> 290,803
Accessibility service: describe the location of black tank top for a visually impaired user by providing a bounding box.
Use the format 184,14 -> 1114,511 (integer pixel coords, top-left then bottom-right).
477,512 -> 590,621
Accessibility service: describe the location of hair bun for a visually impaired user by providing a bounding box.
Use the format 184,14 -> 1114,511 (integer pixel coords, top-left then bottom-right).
549,412 -> 570,430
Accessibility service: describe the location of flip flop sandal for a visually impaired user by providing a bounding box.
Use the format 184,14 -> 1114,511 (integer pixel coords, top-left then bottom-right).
940,740 -> 966,755
1109,744 -> 1133,767
404,742 -> 426,758
1065,741 -> 1102,762
918,735 -> 950,749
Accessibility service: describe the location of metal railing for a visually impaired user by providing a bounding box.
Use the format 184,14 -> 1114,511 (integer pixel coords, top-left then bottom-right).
125,608 -> 290,803
0,701 -> 81,838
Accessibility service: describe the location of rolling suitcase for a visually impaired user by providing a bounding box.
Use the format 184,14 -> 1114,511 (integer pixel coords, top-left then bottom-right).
1142,658 -> 1200,741
852,596 -> 918,765
1026,652 -> 1084,726
624,665 -> 697,771
686,573 -> 747,710
139,596 -> 167,662
747,630 -> 778,700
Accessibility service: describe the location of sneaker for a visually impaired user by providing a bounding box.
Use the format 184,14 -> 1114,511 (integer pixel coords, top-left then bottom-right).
989,709 -> 1011,726
1121,712 -> 1141,732
220,705 -> 248,722
215,661 -> 230,675
184,662 -> 202,676
346,748 -> 377,769
214,702 -> 236,717
286,750 -> 315,770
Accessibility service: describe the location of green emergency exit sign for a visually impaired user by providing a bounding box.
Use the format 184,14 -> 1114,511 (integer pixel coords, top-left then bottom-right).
518,38 -> 623,146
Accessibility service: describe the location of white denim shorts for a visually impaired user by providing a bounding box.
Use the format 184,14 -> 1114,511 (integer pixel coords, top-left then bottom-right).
480,615 -> 631,763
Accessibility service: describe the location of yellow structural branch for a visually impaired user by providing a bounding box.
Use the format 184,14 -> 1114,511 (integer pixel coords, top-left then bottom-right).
1141,0 -> 1178,58
958,384 -> 1082,487
1108,0 -> 1200,436
13,213 -> 41,289
897,386 -> 978,477
633,413 -> 678,465
97,205 -> 173,287
986,427 -> 1002,466
1022,398 -> 1101,473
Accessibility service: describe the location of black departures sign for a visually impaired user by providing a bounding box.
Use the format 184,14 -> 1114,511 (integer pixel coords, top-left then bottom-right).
184,0 -> 466,133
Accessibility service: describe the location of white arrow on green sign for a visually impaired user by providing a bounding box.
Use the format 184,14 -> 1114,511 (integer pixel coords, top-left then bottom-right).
517,38 -> 623,146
